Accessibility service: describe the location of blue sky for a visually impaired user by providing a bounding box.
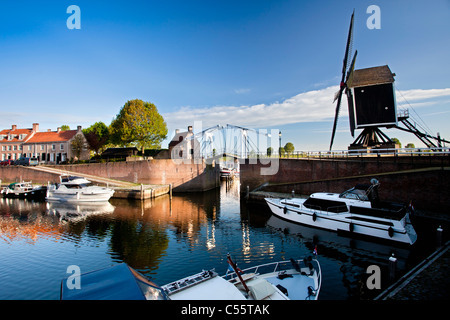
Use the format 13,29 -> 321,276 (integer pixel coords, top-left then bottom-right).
1,0 -> 449,150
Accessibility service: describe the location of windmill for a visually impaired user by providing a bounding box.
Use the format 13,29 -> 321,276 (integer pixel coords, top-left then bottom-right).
329,10 -> 358,151
330,11 -> 449,151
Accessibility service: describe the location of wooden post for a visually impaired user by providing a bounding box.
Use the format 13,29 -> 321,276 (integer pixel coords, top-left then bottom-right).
437,225 -> 443,248
169,183 -> 173,199
389,253 -> 397,282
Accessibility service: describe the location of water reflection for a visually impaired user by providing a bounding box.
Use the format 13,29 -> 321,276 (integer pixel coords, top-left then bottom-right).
0,179 -> 440,300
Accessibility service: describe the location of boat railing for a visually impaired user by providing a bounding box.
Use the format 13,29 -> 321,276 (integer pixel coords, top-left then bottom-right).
224,259 -> 320,282
162,269 -> 218,295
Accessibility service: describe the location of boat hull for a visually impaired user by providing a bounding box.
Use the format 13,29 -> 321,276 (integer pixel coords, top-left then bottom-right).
265,198 -> 417,245
46,188 -> 114,202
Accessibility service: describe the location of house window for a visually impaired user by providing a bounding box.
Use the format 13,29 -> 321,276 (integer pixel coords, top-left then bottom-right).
7,145 -> 11,151
1,146 -> 5,151
13,145 -> 17,151
50,153 -> 54,162
52,144 -> 56,150
60,144 -> 64,150
40,145 -> 45,151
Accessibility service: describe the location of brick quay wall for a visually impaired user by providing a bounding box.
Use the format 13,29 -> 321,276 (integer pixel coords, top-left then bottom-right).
240,156 -> 450,213
0,159 -> 220,192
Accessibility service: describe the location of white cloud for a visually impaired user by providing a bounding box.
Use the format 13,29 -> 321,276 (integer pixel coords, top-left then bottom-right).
395,88 -> 450,103
164,86 -> 450,131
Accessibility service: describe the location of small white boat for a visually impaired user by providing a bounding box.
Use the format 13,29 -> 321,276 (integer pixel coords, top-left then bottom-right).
46,175 -> 114,202
60,255 -> 321,300
1,181 -> 47,199
265,179 -> 417,245
220,166 -> 236,180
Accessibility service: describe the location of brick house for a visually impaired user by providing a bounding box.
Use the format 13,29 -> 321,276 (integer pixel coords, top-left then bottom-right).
0,123 -> 90,164
0,124 -> 36,161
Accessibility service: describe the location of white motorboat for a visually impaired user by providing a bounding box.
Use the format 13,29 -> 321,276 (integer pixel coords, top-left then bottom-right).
46,175 -> 114,202
1,181 -> 47,199
265,179 -> 417,245
163,255 -> 321,300
61,255 -> 321,300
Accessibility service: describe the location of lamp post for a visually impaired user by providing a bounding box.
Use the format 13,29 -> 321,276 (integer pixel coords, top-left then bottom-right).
279,131 -> 282,157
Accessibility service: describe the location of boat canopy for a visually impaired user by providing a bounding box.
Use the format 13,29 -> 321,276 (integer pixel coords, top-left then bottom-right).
60,263 -> 168,300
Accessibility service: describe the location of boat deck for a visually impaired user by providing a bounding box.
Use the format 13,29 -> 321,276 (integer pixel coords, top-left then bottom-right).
264,273 -> 318,300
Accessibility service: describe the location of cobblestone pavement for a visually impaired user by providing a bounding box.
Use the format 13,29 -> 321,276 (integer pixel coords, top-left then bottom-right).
387,245 -> 450,300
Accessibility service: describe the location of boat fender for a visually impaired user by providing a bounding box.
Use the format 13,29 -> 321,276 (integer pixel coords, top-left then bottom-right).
283,206 -> 287,214
312,213 -> 317,222
349,222 -> 354,233
307,286 -> 317,296
388,227 -> 394,238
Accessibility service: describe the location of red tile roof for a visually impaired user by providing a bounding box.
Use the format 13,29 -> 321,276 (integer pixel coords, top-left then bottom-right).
0,128 -> 33,143
25,130 -> 78,143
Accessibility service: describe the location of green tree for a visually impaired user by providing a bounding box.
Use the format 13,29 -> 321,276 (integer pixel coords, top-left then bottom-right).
60,125 -> 70,131
279,147 -> 285,157
284,142 -> 295,155
83,122 -> 110,156
405,143 -> 415,149
267,147 -> 273,157
391,138 -> 401,148
110,99 -> 168,153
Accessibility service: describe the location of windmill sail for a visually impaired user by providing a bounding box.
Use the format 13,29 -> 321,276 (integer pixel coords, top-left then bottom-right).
329,11 -> 355,150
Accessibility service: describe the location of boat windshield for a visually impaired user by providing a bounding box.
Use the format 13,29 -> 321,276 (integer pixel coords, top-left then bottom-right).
64,183 -> 93,189
339,188 -> 369,201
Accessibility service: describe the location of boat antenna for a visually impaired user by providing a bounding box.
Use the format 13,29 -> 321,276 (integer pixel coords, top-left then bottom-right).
226,254 -> 249,294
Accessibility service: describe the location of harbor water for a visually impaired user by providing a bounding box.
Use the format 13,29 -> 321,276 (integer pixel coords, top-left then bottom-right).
0,180 -> 445,300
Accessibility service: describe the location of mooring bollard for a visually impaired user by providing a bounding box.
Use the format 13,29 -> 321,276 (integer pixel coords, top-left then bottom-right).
292,190 -> 295,198
437,225 -> 443,248
389,253 -> 397,281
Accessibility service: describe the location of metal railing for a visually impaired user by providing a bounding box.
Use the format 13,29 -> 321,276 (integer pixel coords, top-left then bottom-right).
212,147 -> 450,160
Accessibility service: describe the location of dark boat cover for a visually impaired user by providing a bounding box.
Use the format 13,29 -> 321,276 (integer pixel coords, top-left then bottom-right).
60,263 -> 168,300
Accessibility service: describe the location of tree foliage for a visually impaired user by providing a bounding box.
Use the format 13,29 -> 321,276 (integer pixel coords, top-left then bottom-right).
284,142 -> 295,155
391,138 -> 401,148
83,122 -> 110,155
110,99 -> 168,152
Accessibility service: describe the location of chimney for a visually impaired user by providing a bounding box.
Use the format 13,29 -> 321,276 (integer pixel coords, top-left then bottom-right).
32,123 -> 39,132
11,125 -> 17,131
57,127 -> 61,133
77,125 -> 82,133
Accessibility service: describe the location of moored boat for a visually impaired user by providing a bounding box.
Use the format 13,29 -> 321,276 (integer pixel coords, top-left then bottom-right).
1,181 -> 47,199
60,255 -> 321,300
265,179 -> 417,245
46,175 -> 114,202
